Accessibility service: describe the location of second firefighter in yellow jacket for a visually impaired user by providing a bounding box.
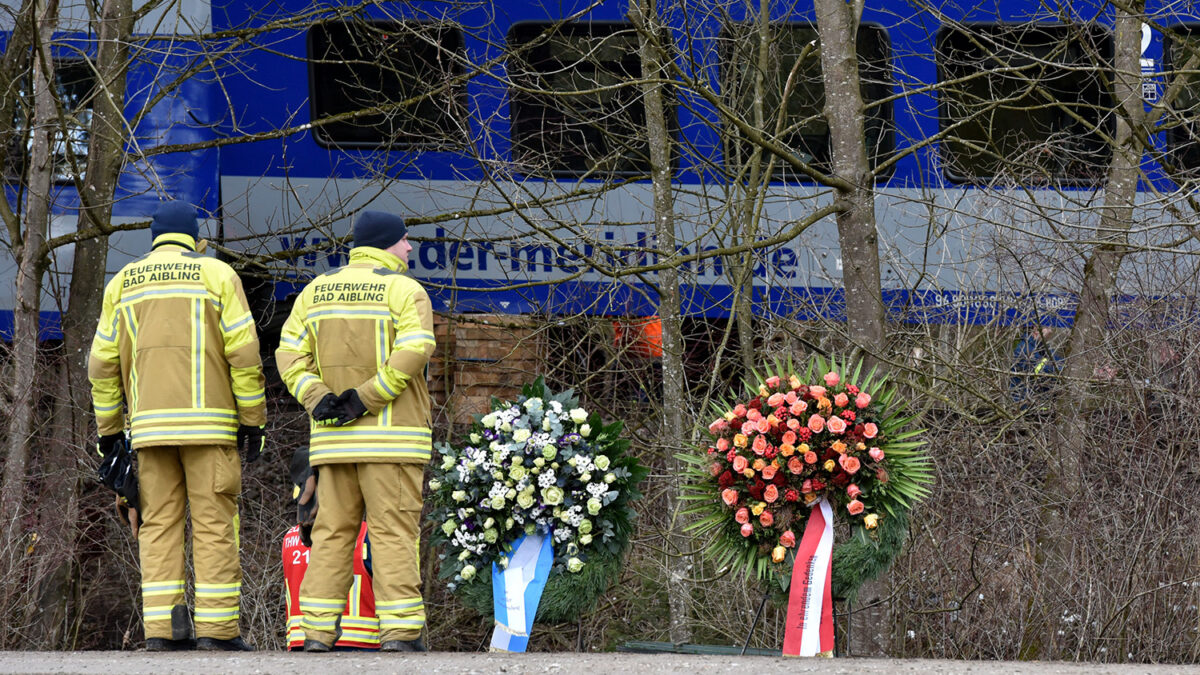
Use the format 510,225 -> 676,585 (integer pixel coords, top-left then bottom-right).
276,210 -> 434,652
88,201 -> 266,652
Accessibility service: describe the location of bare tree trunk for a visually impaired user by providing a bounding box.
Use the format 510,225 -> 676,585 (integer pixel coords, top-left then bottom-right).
631,0 -> 692,645
1,0 -> 59,561
32,0 -> 134,647
1036,1 -> 1144,654
814,0 -> 885,360
813,0 -> 889,654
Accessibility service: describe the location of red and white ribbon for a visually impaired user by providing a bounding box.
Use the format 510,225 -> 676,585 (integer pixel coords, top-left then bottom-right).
782,498 -> 834,657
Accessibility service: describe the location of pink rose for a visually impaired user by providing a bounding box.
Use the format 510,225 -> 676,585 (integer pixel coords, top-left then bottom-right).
790,401 -> 808,416
764,484 -> 779,503
826,416 -> 847,434
804,451 -> 818,465
807,415 -> 825,433
855,392 -> 871,409
709,418 -> 728,434
762,464 -> 778,481
847,484 -> 862,499
787,418 -> 801,430
863,423 -> 878,439
756,418 -> 771,434
752,435 -> 768,455
740,523 -> 754,537
735,507 -> 750,524
716,438 -> 729,451
765,375 -> 782,388
767,392 -> 786,408
801,479 -> 813,493
732,456 -> 748,473
846,499 -> 864,515
809,385 -> 827,398
721,488 -> 739,506
834,393 -> 849,408
823,372 -> 840,387
710,462 -> 722,476
759,510 -> 774,527
780,530 -> 796,547
788,457 -> 804,474
733,404 -> 747,417
839,455 -> 861,474
785,391 -> 798,405
869,447 -> 884,461
746,408 -> 761,422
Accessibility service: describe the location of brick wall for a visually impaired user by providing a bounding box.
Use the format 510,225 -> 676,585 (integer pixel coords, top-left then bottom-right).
430,314 -> 543,426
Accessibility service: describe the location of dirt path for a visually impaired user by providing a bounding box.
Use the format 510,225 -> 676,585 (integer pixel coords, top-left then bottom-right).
0,652 -> 1194,675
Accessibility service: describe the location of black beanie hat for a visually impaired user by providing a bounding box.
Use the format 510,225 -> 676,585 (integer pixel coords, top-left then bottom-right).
150,201 -> 200,241
353,210 -> 408,250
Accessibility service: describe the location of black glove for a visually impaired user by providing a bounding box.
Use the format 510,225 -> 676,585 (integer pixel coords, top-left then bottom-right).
97,432 -> 124,457
290,448 -> 318,547
312,393 -> 341,427
334,389 -> 368,426
237,424 -> 266,463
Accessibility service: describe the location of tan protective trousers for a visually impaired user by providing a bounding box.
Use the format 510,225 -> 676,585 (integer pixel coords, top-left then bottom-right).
138,444 -> 242,640
299,462 -> 424,645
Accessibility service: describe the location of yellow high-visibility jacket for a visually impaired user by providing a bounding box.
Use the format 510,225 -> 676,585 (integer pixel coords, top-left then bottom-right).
276,246 -> 435,466
88,233 -> 267,449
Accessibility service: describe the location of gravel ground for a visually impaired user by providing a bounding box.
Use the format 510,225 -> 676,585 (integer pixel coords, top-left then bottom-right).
0,652 -> 1196,675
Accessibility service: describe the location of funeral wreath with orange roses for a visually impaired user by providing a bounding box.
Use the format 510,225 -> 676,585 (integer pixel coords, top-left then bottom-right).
681,355 -> 932,598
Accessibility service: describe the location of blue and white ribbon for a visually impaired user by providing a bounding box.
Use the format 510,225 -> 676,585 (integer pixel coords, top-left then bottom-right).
490,533 -> 554,652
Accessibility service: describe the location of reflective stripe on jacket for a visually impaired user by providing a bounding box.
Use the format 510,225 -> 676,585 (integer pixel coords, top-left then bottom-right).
88,233 -> 267,449
276,246 -> 435,466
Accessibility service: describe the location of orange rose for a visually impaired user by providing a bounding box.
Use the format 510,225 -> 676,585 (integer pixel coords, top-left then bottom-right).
839,455 -> 861,474
804,451 -> 818,464
746,408 -> 761,422
765,375 -> 782,388
733,434 -> 748,448
752,458 -> 766,471
759,509 -> 774,526
755,418 -> 770,434
807,415 -> 825,433
779,443 -> 795,457
827,416 -> 847,434
786,417 -> 802,430
767,393 -> 786,408
846,499 -> 865,515
831,440 -> 847,454
752,435 -> 768,454
782,430 -> 797,445
809,385 -> 827,398
764,484 -> 779,503
732,455 -> 748,473
721,488 -> 738,506
735,507 -> 750,524
762,464 -> 778,481
790,401 -> 808,416
863,423 -> 878,439
834,393 -> 849,408
788,375 -> 802,389
743,468 -> 755,478
788,457 -> 804,474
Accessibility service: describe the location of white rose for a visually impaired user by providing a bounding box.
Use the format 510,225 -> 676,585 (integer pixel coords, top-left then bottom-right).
523,397 -> 543,410
501,422 -> 513,432
461,564 -> 477,580
580,424 -> 592,437
452,490 -> 467,502
470,433 -> 481,445
441,457 -> 454,470
513,428 -> 532,443
569,408 -> 588,424
428,479 -> 441,490
481,413 -> 497,428
580,534 -> 593,545
542,418 -> 552,430
604,473 -> 616,483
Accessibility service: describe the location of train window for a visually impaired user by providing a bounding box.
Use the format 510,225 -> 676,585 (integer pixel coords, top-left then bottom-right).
6,59 -> 94,183
720,23 -> 894,180
507,22 -> 672,177
1164,25 -> 1200,176
936,23 -> 1114,184
308,20 -> 467,149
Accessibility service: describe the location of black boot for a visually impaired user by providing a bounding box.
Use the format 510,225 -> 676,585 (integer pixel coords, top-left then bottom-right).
145,637 -> 195,652
380,637 -> 427,652
196,636 -> 255,651
303,639 -> 331,652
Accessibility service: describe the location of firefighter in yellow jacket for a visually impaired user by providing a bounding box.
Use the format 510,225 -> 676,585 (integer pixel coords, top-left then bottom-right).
276,210 -> 434,652
89,202 -> 266,652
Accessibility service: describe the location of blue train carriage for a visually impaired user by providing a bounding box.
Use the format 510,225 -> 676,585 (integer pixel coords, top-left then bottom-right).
0,0 -> 221,340
221,0 -> 1200,331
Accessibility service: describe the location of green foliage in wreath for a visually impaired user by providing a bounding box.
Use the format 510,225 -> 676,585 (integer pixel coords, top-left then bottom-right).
679,355 -> 932,600
428,377 -> 648,622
